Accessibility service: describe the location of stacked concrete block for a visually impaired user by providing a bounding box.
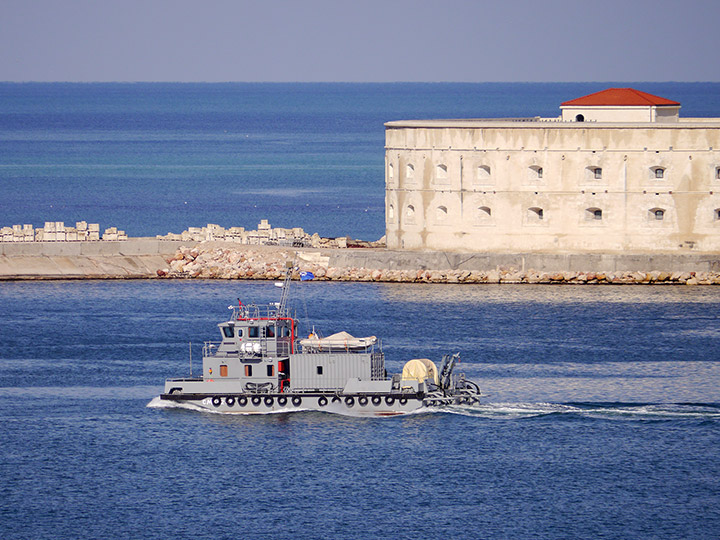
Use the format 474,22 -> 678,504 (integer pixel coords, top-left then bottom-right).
88,223 -> 100,241
103,227 -> 118,241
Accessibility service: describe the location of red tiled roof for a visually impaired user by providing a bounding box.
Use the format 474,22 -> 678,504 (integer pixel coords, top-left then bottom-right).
561,88 -> 680,107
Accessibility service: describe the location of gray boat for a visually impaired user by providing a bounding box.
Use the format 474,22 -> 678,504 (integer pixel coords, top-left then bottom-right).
160,267 -> 481,416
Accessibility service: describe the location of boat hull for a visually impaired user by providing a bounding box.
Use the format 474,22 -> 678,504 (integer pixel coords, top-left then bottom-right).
160,392 -> 428,416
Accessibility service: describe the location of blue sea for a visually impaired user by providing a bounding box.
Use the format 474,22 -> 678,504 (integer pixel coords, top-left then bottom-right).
1,83 -> 720,540
1,82 -> 720,240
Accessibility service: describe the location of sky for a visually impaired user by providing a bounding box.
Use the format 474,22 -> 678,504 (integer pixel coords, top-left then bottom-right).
1,0 -> 719,82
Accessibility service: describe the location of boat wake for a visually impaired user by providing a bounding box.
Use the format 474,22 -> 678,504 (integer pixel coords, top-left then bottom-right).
435,401 -> 720,421
147,396 -> 720,421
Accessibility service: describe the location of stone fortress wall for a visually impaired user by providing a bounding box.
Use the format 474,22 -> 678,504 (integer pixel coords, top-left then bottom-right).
384,89 -> 720,254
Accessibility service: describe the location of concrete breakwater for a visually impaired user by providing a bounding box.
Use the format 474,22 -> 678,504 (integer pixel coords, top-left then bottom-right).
3,238 -> 720,284
161,244 -> 720,285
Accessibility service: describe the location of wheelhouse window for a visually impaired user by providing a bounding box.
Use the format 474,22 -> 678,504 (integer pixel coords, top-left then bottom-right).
267,365 -> 274,377
244,365 -> 253,377
266,326 -> 275,338
222,326 -> 234,338
249,326 -> 259,338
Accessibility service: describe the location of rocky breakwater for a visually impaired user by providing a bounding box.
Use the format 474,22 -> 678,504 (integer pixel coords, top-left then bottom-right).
159,245 -> 720,285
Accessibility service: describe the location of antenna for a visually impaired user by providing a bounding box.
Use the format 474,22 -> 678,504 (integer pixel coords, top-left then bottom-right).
189,341 -> 193,376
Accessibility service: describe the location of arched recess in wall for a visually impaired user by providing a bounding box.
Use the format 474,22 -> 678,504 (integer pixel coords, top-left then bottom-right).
528,165 -> 543,181
527,207 -> 544,223
435,205 -> 448,223
585,166 -> 603,181
388,204 -> 395,222
404,204 -> 416,224
435,164 -> 448,184
476,206 -> 492,224
388,163 -> 394,181
476,165 -> 491,184
714,208 -> 720,221
651,166 -> 666,179
405,164 -> 414,181
648,207 -> 666,221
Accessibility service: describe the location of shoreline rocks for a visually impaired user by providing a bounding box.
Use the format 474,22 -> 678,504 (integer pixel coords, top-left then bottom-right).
160,245 -> 720,285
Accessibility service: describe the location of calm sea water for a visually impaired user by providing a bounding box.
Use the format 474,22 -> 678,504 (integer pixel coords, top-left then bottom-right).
1,82 -> 719,240
1,280 -> 719,540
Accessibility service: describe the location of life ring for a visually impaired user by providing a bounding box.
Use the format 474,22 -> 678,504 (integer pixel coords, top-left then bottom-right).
345,396 -> 355,407
318,396 -> 328,407
371,396 -> 381,406
238,396 -> 248,406
251,396 -> 261,406
212,396 -> 222,407
292,396 -> 302,407
226,396 -> 235,407
358,396 -> 369,407
277,396 -> 288,406
399,398 -> 408,405
385,396 -> 395,405
264,396 -> 274,407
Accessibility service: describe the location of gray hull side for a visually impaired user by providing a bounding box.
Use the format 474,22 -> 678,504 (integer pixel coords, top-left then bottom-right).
161,393 -> 424,416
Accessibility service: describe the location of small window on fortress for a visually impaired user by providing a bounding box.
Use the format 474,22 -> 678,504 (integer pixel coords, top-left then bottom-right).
586,208 -> 603,221
388,204 -> 395,220
406,164 -> 414,179
222,326 -> 234,338
528,207 -> 544,221
715,167 -> 720,180
436,206 -> 448,222
649,208 -> 665,221
529,165 -> 543,180
594,168 -> 602,179
405,205 -> 415,219
478,206 -> 492,220
435,164 -> 448,183
714,208 -> 720,221
388,164 -> 394,180
654,167 -> 665,179
477,165 -> 491,182
575,114 -> 585,122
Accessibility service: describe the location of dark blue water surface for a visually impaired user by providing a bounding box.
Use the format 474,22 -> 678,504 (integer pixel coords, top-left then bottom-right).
1,281 -> 719,540
1,82 -> 719,240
